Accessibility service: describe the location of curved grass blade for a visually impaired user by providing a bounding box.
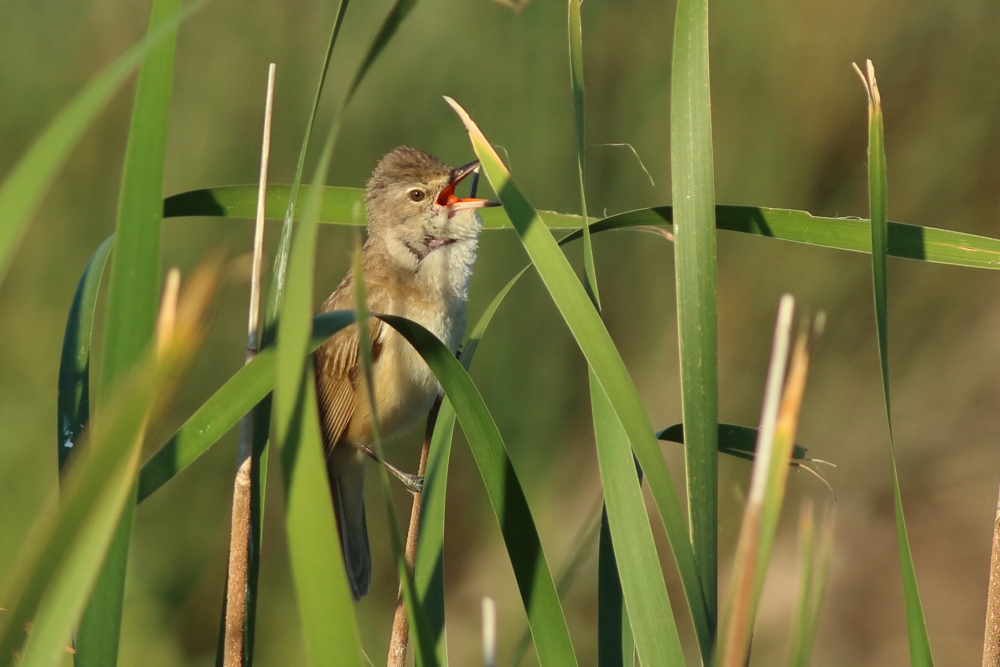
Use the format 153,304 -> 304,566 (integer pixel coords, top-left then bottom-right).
138,314 -> 353,502
855,60 -> 934,665
263,0 -> 350,336
0,2 -> 198,286
598,205 -> 1000,269
249,9 -> 351,663
376,314 -> 578,667
342,0 -> 421,107
80,0 -> 185,662
671,0 -> 719,640
412,263 -> 525,665
58,236 -> 114,472
446,96 -> 699,665
140,207 -> 843,509
135,194 -> 1000,542
164,185 -> 1000,269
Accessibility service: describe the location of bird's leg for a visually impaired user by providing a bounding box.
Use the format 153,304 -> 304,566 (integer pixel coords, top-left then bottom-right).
361,446 -> 423,494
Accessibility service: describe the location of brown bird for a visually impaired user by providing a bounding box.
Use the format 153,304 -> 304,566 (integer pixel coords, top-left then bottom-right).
314,147 -> 497,600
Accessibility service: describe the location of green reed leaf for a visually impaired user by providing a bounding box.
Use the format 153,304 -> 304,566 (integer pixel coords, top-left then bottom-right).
856,60 -> 934,666
671,0 -> 719,645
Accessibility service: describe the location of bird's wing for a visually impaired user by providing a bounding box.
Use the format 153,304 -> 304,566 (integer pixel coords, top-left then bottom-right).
314,319 -> 386,452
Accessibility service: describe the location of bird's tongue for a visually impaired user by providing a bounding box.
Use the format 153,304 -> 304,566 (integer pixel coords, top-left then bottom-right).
436,175 -> 498,211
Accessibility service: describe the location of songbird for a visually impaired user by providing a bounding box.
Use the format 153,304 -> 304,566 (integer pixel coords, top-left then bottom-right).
314,146 -> 497,600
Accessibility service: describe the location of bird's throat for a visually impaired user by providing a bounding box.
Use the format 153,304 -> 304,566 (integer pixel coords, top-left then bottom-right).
404,236 -> 457,261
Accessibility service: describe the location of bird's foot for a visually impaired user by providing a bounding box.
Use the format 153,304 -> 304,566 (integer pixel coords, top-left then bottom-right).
361,446 -> 424,495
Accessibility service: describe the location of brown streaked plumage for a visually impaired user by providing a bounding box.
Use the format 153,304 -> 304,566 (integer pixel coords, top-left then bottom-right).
315,146 -> 496,600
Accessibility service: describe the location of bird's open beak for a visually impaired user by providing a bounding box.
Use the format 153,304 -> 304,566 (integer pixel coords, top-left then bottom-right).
437,160 -> 501,212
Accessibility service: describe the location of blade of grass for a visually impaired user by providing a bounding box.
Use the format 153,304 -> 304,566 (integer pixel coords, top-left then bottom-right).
246,8 -> 352,659
671,0 -> 719,640
164,185 -> 1000,270
597,505 -> 635,667
349,245 -> 437,667
262,0 -> 350,335
57,236 -> 114,472
275,367 -> 364,667
656,423 -> 811,465
446,97 -> 701,663
855,59 -> 934,666
412,258 -> 526,666
594,375 -> 684,666
80,0 -> 182,662
164,184 -> 575,229
713,296 -> 792,667
511,494 -> 604,667
414,401 -> 453,666
136,312 -> 352,502
274,119 -> 364,661
715,297 -> 819,667
273,1 -> 428,661
787,501 -> 835,667
136,189 -> 1000,574
139,211 -> 825,507
568,0 -> 596,306
375,314 -> 578,667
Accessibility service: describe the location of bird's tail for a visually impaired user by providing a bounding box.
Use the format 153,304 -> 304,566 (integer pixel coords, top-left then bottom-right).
326,446 -> 371,601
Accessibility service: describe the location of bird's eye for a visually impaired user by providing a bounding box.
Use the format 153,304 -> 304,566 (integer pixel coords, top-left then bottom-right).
407,189 -> 426,202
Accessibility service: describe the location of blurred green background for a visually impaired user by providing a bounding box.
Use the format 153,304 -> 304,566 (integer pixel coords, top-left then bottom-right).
3,0 -> 1000,664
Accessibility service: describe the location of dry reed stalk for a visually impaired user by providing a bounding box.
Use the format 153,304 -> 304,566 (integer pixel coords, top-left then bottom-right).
222,63 -> 275,667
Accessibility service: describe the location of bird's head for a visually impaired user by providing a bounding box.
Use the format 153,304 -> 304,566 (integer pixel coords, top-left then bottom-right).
364,147 -> 498,271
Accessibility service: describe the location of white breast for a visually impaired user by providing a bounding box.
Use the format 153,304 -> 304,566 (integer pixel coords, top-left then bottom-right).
372,232 -> 477,440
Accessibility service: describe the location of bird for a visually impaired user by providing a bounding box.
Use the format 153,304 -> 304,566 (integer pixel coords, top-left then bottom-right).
314,146 -> 497,600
